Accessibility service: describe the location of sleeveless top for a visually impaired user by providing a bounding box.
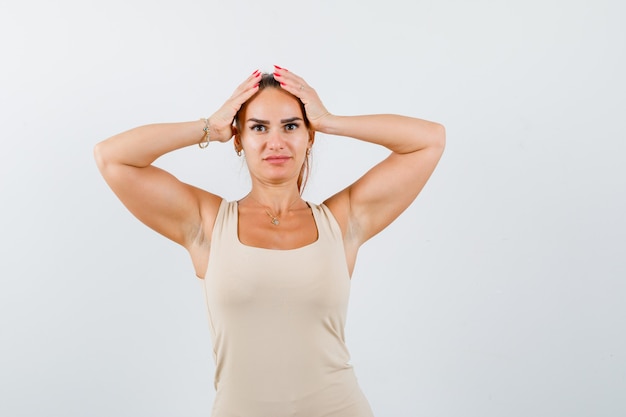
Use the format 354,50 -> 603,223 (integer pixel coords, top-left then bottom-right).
201,199 -> 374,417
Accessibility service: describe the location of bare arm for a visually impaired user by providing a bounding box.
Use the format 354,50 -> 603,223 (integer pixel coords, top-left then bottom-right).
320,114 -> 445,245
93,120 -> 220,247
93,71 -> 262,249
274,67 -> 445,248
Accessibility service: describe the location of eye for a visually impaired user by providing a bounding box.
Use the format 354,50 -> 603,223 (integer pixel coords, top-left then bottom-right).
250,124 -> 267,132
284,123 -> 299,131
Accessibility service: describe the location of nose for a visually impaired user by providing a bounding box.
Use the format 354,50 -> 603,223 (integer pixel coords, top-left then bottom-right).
267,128 -> 285,150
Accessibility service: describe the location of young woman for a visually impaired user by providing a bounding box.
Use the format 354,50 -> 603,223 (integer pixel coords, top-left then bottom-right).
94,66 -> 445,416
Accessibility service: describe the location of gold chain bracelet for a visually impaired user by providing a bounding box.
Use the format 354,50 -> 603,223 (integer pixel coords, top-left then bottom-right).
199,118 -> 210,149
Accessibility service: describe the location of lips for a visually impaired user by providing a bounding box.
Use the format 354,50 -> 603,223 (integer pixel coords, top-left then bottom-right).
264,155 -> 292,163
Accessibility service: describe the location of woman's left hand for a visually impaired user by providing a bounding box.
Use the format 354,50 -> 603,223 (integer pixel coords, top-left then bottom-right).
272,65 -> 331,131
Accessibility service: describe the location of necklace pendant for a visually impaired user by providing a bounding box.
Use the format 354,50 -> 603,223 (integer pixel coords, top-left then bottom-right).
271,217 -> 280,226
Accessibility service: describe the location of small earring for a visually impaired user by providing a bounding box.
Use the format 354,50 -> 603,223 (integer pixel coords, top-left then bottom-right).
237,150 -> 242,157
306,148 -> 311,156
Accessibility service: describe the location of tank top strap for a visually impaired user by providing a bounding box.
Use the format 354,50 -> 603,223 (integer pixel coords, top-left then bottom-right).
209,199 -> 239,254
309,202 -> 345,247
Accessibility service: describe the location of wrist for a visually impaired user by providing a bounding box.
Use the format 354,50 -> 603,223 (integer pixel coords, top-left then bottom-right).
314,114 -> 340,135
198,118 -> 211,148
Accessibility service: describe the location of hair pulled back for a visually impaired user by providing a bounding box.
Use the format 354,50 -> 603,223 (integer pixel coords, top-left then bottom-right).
234,73 -> 312,194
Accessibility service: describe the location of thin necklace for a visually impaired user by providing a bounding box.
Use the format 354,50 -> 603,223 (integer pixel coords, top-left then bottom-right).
249,195 -> 302,226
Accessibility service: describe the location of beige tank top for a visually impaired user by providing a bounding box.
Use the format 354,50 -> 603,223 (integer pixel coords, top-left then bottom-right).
201,199 -> 374,417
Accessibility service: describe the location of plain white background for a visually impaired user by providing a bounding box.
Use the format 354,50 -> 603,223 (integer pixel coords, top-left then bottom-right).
1,0 -> 625,416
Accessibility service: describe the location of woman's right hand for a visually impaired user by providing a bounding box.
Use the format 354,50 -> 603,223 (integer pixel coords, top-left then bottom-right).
207,70 -> 262,142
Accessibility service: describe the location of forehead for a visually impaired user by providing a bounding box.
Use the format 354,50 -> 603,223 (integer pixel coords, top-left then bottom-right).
244,88 -> 303,121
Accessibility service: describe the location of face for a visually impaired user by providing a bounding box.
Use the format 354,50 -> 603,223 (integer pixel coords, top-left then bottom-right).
236,88 -> 313,187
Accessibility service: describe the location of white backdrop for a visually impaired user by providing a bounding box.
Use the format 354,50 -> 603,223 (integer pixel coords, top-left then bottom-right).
1,0 -> 625,416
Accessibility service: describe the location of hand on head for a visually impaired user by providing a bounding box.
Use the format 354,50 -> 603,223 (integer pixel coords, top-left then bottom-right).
207,69 -> 263,143
208,66 -> 331,145
272,65 -> 331,130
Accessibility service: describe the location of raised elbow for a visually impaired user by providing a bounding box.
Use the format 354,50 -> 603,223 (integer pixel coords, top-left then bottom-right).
93,141 -> 108,172
431,122 -> 446,152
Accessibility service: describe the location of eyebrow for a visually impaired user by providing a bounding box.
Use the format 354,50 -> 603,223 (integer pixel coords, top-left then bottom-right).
247,117 -> 304,124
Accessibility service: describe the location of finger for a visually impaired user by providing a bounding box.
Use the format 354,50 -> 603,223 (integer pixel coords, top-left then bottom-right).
229,69 -> 262,99
232,77 -> 260,104
272,66 -> 308,96
228,84 -> 260,113
218,70 -> 261,120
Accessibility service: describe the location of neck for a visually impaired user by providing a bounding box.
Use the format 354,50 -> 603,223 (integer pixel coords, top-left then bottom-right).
247,192 -> 303,215
246,183 -> 303,214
